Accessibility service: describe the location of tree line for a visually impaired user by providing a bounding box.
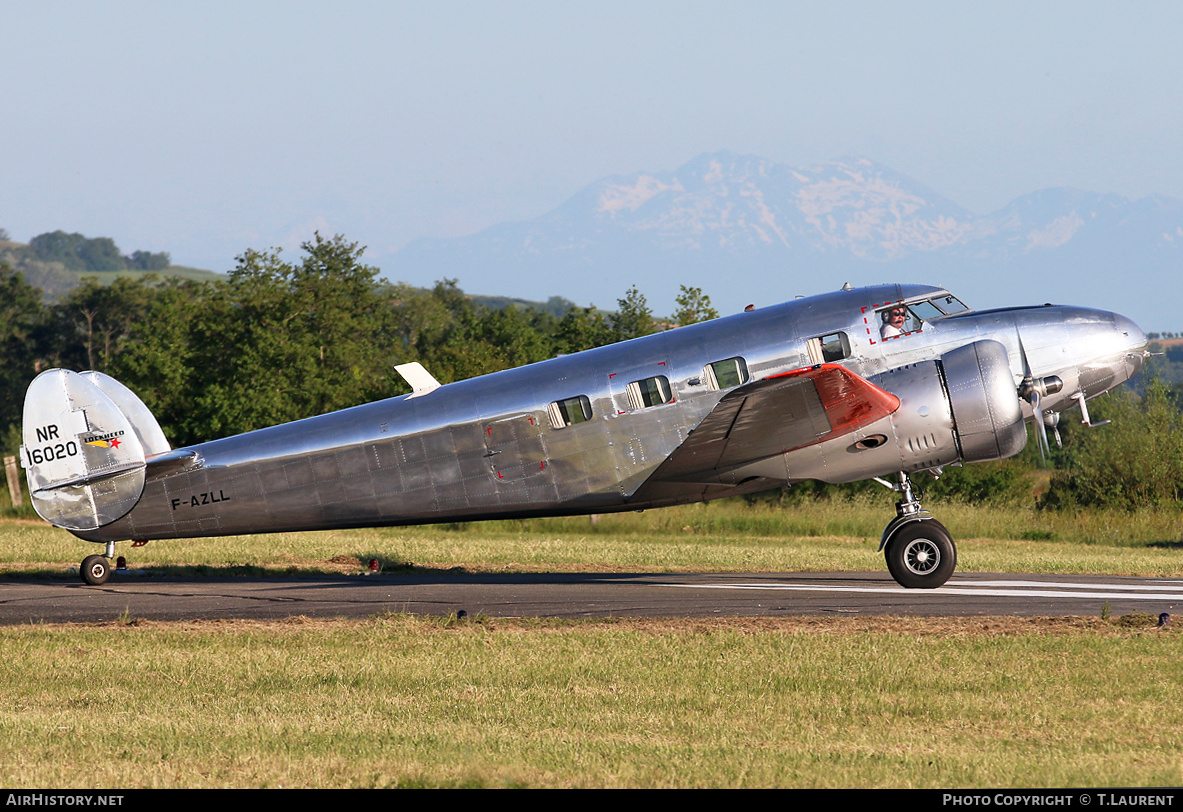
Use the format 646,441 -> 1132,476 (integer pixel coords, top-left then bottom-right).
0,233 -> 715,451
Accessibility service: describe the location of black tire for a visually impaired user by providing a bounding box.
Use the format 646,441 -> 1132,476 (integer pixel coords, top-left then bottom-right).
884,520 -> 956,589
81,554 -> 111,586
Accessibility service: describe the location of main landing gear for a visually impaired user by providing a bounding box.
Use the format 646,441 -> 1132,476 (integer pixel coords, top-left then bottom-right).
878,472 -> 956,589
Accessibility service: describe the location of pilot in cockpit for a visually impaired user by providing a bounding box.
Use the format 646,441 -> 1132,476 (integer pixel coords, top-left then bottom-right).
880,307 -> 908,339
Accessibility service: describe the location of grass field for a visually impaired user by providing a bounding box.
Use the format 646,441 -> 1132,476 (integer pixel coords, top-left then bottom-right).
1,497 -> 1181,788
2,615 -> 1180,788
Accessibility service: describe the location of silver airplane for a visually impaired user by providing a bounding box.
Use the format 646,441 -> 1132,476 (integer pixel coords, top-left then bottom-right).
19,283 -> 1148,589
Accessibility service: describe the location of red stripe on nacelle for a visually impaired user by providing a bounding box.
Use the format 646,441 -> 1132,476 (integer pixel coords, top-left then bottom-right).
765,364 -> 900,433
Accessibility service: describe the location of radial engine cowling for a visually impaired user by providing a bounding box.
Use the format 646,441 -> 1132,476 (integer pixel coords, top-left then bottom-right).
940,339 -> 1027,463
852,340 -> 1027,479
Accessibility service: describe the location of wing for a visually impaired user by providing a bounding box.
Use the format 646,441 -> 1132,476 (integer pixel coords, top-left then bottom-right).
639,364 -> 900,487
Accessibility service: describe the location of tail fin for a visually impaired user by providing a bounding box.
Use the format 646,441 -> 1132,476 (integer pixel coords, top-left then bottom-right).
20,370 -> 170,531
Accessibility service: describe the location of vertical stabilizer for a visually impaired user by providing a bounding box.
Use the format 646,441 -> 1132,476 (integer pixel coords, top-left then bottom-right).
80,370 -> 171,455
20,370 -> 150,531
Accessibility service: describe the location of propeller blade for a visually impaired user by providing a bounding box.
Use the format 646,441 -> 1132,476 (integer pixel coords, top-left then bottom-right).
1017,329 -> 1043,463
1029,389 -> 1049,464
1017,330 -> 1033,379
1015,328 -> 1058,465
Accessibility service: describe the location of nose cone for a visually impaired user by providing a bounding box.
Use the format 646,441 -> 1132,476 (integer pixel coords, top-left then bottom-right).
1113,311 -> 1148,378
1022,306 -> 1150,401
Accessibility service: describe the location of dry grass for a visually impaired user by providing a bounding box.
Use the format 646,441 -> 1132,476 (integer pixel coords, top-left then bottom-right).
1,614 -> 1180,788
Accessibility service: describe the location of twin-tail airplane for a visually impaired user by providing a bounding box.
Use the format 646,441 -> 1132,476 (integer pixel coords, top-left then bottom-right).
20,283 -> 1148,589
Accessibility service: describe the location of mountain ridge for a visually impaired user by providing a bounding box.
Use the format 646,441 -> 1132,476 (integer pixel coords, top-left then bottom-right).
387,151 -> 1181,330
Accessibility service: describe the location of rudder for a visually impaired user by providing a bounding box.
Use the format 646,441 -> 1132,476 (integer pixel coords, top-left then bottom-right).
20,369 -> 168,531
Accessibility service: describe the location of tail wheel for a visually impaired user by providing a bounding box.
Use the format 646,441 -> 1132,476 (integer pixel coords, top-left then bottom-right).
884,520 -> 956,589
80,554 -> 111,586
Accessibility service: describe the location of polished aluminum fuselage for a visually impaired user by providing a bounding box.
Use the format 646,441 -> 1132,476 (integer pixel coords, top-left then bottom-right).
76,283 -> 1146,543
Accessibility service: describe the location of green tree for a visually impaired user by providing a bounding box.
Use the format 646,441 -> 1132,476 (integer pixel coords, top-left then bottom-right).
554,304 -> 615,354
0,265 -> 48,440
125,250 -> 171,271
76,236 -> 124,272
671,285 -> 719,326
48,275 -> 158,371
27,231 -> 83,268
1041,380 -> 1183,509
408,280 -> 558,383
108,278 -> 207,446
612,285 -> 656,342
183,234 -> 402,439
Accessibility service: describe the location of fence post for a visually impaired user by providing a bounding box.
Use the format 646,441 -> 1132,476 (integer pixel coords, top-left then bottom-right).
4,455 -> 21,508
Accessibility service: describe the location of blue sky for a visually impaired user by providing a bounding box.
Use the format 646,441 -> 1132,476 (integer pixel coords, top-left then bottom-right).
3,1 -> 1181,310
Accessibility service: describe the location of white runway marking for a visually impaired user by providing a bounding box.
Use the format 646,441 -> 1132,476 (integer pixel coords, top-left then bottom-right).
659,578 -> 1183,603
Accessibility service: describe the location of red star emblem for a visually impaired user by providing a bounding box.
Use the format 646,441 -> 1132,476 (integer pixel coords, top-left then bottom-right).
110,437 -> 121,449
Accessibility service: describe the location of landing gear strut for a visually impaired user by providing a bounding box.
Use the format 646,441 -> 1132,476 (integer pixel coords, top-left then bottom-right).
878,472 -> 956,589
80,541 -> 116,586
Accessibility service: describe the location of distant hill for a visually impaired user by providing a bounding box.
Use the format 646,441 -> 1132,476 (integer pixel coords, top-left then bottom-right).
1,233 -> 579,318
467,293 -> 580,318
0,234 -> 222,300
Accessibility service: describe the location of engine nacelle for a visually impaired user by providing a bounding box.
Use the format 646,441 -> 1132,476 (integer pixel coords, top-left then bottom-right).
870,339 -> 1026,472
939,339 -> 1027,462
788,340 -> 1027,483
869,359 -> 960,474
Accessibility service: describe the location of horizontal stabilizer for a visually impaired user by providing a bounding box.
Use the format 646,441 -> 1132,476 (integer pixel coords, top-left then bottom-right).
20,369 -> 154,531
143,448 -> 203,482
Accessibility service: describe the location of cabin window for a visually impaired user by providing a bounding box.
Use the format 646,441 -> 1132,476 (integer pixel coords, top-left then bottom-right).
704,357 -> 749,390
548,395 -> 593,428
806,332 -> 850,364
626,375 -> 673,410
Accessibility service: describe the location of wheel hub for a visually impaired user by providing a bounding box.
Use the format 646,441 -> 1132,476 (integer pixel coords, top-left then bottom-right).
903,538 -> 940,575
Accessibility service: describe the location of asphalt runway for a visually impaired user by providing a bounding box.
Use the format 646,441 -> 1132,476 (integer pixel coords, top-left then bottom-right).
1,570 -> 1180,624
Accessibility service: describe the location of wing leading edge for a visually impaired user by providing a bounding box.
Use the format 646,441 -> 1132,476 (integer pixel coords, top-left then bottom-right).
638,364 -> 901,488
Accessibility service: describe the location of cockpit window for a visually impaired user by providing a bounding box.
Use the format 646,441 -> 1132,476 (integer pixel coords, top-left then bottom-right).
931,294 -> 968,315
875,294 -> 971,341
908,300 -> 946,322
877,305 -> 922,339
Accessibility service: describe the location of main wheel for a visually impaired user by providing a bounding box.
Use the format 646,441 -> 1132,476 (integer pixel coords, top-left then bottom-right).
884,520 -> 956,589
80,554 -> 111,586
